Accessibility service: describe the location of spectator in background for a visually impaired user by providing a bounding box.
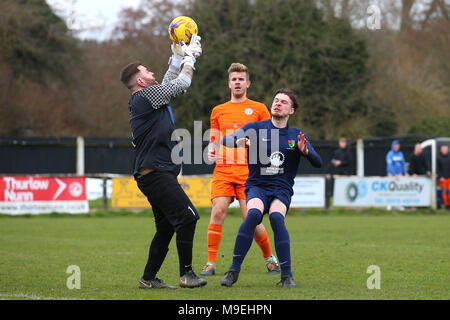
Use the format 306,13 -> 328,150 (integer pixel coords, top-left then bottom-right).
407,143 -> 430,176
327,137 -> 351,202
330,138 -> 352,175
437,145 -> 450,209
386,140 -> 408,210
386,140 -> 409,178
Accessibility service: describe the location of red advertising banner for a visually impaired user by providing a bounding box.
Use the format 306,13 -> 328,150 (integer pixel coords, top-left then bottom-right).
0,176 -> 89,215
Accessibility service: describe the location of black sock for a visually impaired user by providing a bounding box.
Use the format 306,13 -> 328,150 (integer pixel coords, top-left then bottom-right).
176,221 -> 197,277
143,228 -> 174,281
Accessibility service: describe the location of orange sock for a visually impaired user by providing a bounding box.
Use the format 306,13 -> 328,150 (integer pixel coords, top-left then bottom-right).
254,230 -> 272,259
444,188 -> 450,206
207,224 -> 222,264
444,179 -> 450,206
439,179 -> 450,206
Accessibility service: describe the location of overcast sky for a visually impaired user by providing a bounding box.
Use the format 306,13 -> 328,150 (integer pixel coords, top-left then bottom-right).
46,0 -> 430,40
46,0 -> 141,40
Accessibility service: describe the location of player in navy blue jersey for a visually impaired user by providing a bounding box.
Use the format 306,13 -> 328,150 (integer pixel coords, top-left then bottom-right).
220,88 -> 322,288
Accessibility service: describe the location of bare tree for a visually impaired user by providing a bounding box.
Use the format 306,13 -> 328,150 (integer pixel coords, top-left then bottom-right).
420,0 -> 450,28
401,0 -> 415,29
341,0 -> 350,18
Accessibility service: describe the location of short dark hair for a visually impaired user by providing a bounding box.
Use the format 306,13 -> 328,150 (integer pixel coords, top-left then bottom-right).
120,61 -> 141,89
273,88 -> 300,111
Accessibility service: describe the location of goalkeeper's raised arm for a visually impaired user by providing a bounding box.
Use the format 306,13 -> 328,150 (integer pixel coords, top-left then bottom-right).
121,35 -> 202,109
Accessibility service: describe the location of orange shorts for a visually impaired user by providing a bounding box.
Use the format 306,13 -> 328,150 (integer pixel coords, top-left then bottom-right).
211,165 -> 248,200
439,177 -> 450,189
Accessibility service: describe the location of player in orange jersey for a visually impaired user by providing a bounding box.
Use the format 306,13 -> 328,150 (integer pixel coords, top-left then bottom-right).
200,63 -> 280,276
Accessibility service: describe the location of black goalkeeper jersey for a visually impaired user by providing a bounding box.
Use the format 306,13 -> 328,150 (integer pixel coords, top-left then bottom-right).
128,65 -> 191,176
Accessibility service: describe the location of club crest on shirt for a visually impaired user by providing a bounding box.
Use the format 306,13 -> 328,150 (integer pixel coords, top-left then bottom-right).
244,108 -> 253,115
287,140 -> 295,149
270,152 -> 285,167
261,151 -> 285,175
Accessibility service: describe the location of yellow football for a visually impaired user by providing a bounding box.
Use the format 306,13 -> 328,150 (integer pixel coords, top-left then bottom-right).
168,16 -> 198,44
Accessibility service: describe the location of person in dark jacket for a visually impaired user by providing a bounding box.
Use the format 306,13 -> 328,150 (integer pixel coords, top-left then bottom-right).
331,138 -> 351,175
408,143 -> 430,176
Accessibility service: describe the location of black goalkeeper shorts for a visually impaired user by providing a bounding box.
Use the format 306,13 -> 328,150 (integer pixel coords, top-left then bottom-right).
135,170 -> 200,231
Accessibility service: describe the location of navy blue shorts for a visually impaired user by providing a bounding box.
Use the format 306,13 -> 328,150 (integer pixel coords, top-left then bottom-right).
245,185 -> 292,215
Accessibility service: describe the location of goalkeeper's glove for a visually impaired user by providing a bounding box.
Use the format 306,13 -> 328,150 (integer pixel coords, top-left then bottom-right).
180,35 -> 202,69
168,41 -> 184,69
171,41 -> 184,58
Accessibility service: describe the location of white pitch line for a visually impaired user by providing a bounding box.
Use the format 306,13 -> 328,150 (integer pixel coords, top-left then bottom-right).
0,293 -> 85,300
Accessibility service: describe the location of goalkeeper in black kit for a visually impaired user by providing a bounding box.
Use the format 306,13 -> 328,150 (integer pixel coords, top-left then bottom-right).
119,35 -> 207,289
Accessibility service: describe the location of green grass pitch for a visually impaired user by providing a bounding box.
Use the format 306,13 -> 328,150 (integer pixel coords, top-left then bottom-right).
0,207 -> 449,300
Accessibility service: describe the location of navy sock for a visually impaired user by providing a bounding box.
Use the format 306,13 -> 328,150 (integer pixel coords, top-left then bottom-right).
269,212 -> 292,277
230,208 -> 262,272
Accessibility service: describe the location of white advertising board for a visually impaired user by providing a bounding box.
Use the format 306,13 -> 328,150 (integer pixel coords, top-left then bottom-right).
333,176 -> 431,207
291,177 -> 326,208
230,176 -> 326,209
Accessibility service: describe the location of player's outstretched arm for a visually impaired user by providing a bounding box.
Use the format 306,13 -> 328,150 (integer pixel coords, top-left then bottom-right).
179,34 -> 202,81
207,142 -> 219,163
297,132 -> 309,155
162,42 -> 185,84
235,138 -> 250,148
162,35 -> 201,83
180,64 -> 194,82
298,132 -> 322,168
221,128 -> 246,148
141,36 -> 202,108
